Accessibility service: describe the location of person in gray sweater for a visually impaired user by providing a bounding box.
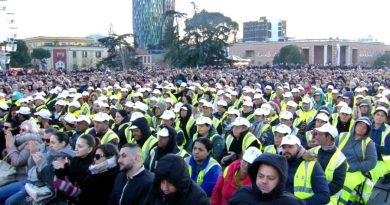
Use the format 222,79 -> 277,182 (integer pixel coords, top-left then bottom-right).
335,117 -> 377,204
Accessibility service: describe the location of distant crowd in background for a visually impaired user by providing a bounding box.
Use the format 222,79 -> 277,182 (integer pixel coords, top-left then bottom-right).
0,65 -> 389,205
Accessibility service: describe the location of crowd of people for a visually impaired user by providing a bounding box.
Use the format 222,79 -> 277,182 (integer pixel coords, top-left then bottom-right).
0,66 -> 389,205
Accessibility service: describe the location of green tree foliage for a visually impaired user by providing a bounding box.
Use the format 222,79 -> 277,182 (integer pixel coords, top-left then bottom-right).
98,34 -> 140,69
273,45 -> 306,65
163,10 -> 186,67
31,48 -> 51,69
10,40 -> 31,68
374,53 -> 390,66
164,10 -> 238,68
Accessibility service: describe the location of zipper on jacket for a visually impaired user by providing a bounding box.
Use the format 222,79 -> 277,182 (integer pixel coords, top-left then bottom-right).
119,178 -> 130,205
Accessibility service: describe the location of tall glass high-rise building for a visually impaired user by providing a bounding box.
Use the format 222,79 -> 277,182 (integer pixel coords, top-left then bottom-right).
132,0 -> 175,49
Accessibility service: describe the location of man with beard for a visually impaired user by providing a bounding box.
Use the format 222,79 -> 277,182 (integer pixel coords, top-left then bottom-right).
281,135 -> 330,205
108,143 -> 154,205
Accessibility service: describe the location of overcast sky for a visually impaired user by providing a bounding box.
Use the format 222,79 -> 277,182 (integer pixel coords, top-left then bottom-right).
2,0 -> 390,44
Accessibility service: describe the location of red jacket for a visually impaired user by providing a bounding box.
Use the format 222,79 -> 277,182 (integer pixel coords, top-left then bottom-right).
211,160 -> 251,205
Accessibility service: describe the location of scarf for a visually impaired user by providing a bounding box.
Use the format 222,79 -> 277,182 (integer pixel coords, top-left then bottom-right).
89,156 -> 117,175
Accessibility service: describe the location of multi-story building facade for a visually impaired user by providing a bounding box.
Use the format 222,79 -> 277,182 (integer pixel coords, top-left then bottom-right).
230,38 -> 390,66
243,16 -> 286,42
132,0 -> 175,49
24,36 -> 107,70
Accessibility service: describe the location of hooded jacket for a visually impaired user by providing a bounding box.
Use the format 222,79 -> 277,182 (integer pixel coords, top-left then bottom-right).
144,126 -> 187,172
211,160 -> 252,205
132,117 -> 152,146
358,98 -> 373,119
228,153 -> 304,205
152,102 -> 167,129
141,154 -> 209,205
179,104 -> 196,146
336,117 -> 377,172
312,89 -> 326,110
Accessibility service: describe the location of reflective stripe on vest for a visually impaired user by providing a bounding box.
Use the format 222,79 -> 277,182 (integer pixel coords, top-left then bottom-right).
338,132 -> 372,160
311,146 -> 346,182
294,160 -> 316,199
380,125 -> 390,169
226,132 -> 260,152
100,129 -> 119,144
141,136 -> 158,162
188,157 -> 221,185
264,145 -> 277,154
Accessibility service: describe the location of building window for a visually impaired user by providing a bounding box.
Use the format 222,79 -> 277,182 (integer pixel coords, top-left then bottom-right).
96,51 -> 101,58
82,51 -> 87,58
245,50 -> 255,58
57,53 -> 64,59
73,51 -> 77,58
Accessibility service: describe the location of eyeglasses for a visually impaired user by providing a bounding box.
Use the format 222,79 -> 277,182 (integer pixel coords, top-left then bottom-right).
43,138 -> 50,143
94,154 -> 105,160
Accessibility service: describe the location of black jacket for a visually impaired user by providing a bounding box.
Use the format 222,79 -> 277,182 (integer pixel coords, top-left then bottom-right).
228,153 -> 305,205
108,168 -> 154,205
77,166 -> 120,205
141,154 -> 209,205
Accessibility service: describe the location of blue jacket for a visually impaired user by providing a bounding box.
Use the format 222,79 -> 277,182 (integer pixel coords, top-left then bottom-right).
188,155 -> 221,196
370,123 -> 390,160
286,157 -> 330,205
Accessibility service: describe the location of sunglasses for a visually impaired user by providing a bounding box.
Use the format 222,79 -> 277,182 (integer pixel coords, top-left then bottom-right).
94,154 -> 105,160
43,138 -> 50,143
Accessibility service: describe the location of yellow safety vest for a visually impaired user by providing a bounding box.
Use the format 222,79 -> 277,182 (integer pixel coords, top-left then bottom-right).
100,129 -> 120,144
264,145 -> 277,154
148,147 -> 189,170
140,136 -> 158,163
294,160 -> 316,199
338,132 -> 372,160
380,124 -> 390,170
80,103 -> 90,116
310,146 -> 347,182
225,132 -> 261,153
188,157 -> 221,185
332,118 -> 354,132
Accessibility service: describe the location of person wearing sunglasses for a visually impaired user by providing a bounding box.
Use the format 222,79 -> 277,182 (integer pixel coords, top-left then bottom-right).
1,118 -> 19,153
78,143 -> 120,205
0,120 -> 42,205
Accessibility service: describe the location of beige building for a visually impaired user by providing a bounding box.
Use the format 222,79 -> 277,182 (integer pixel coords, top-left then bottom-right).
229,39 -> 390,66
24,36 -> 107,70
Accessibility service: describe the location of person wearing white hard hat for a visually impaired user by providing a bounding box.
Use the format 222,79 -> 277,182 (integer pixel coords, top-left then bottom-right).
263,124 -> 292,155
75,92 -> 90,116
16,106 -> 32,124
241,100 -> 255,123
304,123 -> 347,205
145,126 -> 189,172
33,95 -> 47,112
85,112 -> 119,145
281,134 -> 330,205
222,117 -> 261,167
62,113 -> 77,135
333,106 -> 354,134
263,111 -> 298,150
53,100 -> 67,126
361,106 -> 390,199
221,108 -> 240,139
211,146 -> 262,205
202,101 -> 223,135
34,109 -> 52,129
295,97 -> 316,134
159,110 -> 185,147
336,117 -> 377,204
214,100 -> 228,121
46,89 -> 59,111
71,115 -> 92,149
303,113 -> 329,149
189,116 -> 224,161
68,100 -> 82,117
